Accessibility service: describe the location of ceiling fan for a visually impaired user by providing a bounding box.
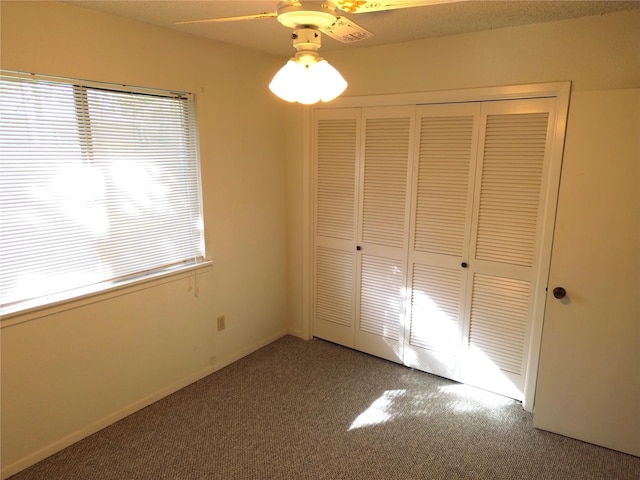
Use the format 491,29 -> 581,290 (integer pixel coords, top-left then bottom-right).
175,1 -> 460,44
175,1 -> 460,104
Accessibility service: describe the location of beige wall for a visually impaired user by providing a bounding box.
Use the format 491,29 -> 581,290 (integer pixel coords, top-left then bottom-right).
0,1 -> 289,476
330,8 -> 639,95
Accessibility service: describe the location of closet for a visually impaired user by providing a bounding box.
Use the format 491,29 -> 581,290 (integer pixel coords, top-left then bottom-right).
312,92 -> 565,402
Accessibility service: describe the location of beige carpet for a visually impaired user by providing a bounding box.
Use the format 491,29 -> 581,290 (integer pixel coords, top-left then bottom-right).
10,335 -> 640,479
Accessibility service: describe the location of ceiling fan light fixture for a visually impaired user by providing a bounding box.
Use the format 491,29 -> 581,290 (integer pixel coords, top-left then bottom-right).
269,27 -> 347,105
269,53 -> 347,105
310,59 -> 348,102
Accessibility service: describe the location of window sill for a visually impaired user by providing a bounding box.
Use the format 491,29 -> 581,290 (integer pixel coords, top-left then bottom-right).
0,260 -> 213,328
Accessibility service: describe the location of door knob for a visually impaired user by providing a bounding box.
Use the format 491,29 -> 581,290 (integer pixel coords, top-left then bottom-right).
461,262 -> 468,268
552,287 -> 567,299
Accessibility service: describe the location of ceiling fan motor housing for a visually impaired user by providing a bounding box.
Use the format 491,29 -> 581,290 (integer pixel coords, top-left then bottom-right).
276,1 -> 338,29
292,27 -> 322,51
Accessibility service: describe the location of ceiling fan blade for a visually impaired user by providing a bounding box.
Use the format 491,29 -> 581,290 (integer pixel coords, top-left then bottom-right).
336,0 -> 460,14
321,16 -> 374,43
174,12 -> 277,26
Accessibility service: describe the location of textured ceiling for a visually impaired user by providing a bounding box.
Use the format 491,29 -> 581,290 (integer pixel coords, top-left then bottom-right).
64,1 -> 640,57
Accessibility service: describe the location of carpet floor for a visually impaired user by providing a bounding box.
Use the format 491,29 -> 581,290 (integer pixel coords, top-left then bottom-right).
9,335 -> 640,479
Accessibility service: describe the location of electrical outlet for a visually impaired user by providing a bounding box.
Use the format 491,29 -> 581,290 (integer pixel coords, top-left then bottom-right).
217,315 -> 226,331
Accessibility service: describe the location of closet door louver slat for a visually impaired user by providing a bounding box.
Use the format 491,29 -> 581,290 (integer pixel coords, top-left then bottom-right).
468,273 -> 530,375
414,115 -> 477,257
361,117 -> 411,249
315,247 -> 354,328
409,264 -> 463,352
359,254 -> 404,340
475,112 -> 549,267
316,118 -> 357,241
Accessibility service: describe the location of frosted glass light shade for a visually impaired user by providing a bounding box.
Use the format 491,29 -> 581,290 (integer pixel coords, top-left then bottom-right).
269,58 -> 347,105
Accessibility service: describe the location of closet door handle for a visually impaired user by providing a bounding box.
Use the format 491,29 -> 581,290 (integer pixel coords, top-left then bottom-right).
461,262 -> 468,268
356,246 -> 361,251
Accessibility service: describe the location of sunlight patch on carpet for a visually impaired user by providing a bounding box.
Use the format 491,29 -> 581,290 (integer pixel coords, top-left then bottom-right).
438,383 -> 513,412
349,389 -> 406,430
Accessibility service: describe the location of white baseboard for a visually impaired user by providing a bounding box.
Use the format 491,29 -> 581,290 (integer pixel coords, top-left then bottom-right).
212,329 -> 288,369
286,327 -> 305,339
1,329 -> 288,480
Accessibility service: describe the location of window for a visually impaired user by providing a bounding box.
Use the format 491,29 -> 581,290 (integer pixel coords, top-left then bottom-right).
0,72 -> 206,316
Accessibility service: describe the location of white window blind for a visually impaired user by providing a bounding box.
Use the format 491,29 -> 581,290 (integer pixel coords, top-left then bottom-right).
0,72 -> 206,316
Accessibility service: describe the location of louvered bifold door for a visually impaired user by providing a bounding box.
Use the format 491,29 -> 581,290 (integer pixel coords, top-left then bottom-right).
460,98 -> 558,400
313,109 -> 360,348
404,103 -> 481,379
354,106 -> 415,363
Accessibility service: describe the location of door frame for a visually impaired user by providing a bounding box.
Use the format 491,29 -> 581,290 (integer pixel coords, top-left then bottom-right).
301,82 -> 571,411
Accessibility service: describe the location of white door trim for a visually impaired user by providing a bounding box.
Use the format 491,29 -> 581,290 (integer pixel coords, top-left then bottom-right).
313,82 -> 571,109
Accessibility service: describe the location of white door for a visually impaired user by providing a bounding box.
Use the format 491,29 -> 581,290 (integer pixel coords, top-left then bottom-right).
313,106 -> 414,363
404,102 -> 481,379
459,97 -> 561,401
533,90 -> 640,456
354,107 -> 414,363
405,98 -> 564,402
313,108 -> 360,348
